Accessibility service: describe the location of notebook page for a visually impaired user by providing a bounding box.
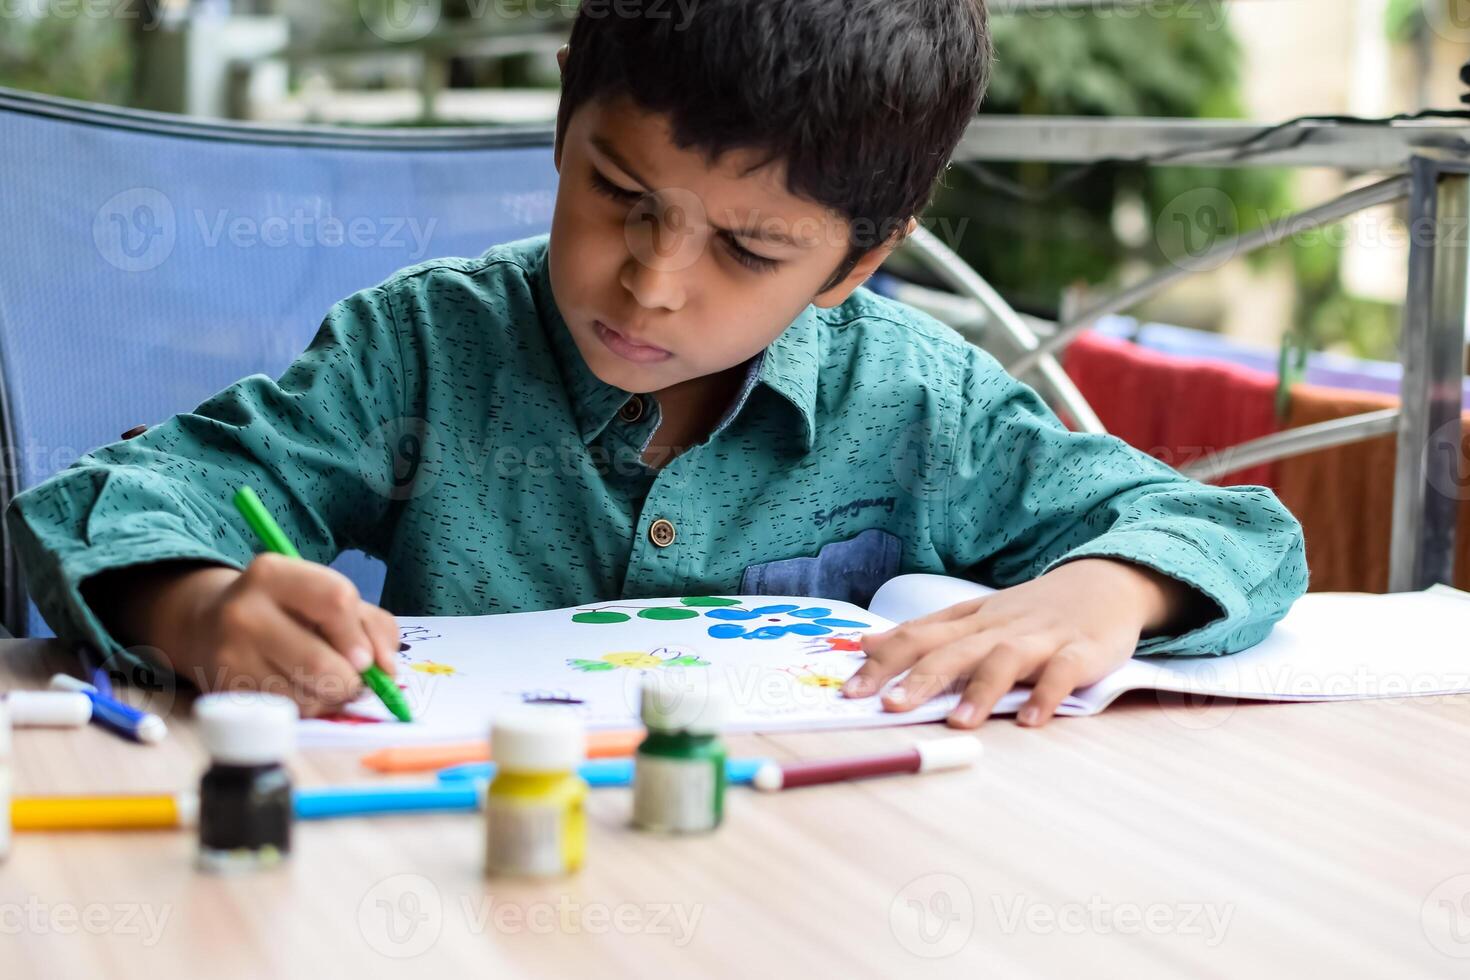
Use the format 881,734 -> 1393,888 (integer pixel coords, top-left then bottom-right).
297,593 -> 948,748
1132,590 -> 1470,702
868,573 -> 996,623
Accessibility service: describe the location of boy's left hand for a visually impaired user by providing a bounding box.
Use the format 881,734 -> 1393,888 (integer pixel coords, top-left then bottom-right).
842,559 -> 1205,728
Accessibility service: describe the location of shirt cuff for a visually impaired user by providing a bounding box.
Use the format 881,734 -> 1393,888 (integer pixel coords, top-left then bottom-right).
1041,526 -> 1252,656
33,537 -> 245,682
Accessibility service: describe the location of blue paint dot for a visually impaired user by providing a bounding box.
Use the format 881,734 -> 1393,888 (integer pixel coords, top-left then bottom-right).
813,617 -> 870,629
746,623 -> 831,640
752,604 -> 799,615
708,624 -> 748,639
788,607 -> 833,619
706,608 -> 759,621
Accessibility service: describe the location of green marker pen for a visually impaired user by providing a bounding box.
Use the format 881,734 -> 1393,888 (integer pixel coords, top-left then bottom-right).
231,486 -> 413,723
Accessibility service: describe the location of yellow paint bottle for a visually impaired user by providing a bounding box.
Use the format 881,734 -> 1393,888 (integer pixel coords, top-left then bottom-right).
484,709 -> 588,878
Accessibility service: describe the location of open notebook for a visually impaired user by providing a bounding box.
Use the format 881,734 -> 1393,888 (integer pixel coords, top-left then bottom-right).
298,574 -> 1470,747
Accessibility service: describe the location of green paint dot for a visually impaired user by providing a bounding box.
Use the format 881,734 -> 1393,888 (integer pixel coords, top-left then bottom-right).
639,607 -> 699,621
572,611 -> 631,624
680,596 -> 741,607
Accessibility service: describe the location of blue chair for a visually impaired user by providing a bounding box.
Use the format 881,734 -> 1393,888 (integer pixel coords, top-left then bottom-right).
0,87 -> 558,636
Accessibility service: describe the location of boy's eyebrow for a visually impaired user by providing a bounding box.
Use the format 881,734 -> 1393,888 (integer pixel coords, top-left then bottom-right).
589,134 -> 802,249
590,134 -> 653,190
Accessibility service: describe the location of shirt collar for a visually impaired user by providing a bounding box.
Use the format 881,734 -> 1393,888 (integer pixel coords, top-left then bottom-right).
748,303 -> 819,451
532,240 -> 819,451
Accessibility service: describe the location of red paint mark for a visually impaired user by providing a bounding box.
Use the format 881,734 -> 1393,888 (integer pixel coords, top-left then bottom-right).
316,712 -> 384,725
824,637 -> 863,652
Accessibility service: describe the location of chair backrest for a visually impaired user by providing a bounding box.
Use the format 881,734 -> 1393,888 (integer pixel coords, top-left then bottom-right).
0,88 -> 558,636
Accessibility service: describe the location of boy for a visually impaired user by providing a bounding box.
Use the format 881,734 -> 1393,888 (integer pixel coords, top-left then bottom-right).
6,0 -> 1306,728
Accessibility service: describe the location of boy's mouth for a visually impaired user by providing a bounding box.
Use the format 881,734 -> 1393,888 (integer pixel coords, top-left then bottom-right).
593,320 -> 673,364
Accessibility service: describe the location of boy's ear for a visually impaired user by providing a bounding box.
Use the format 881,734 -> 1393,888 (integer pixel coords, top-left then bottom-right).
557,44 -> 569,75
812,217 -> 919,308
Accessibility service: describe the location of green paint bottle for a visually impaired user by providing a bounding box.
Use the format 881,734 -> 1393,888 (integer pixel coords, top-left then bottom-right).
633,673 -> 728,834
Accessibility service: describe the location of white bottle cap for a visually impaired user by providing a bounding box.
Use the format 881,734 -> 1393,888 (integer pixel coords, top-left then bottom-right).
6,691 -> 92,728
490,708 -> 585,772
640,671 -> 728,734
194,693 -> 298,766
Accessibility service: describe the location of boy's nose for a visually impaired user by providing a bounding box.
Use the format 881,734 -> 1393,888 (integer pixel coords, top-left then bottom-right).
619,255 -> 687,312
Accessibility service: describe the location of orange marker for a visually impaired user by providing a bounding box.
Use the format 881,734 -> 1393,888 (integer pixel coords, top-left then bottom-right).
360,729 -> 644,774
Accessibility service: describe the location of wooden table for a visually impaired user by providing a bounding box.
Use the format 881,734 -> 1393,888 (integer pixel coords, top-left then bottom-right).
4,637 -> 1469,979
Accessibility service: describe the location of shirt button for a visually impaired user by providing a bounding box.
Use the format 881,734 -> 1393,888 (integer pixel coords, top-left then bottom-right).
648,518 -> 676,548
618,396 -> 644,423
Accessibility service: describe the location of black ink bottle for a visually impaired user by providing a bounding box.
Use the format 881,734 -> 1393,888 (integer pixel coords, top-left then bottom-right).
194,693 -> 297,873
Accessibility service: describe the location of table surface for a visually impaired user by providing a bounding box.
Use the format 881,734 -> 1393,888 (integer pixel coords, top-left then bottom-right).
3,637 -> 1469,980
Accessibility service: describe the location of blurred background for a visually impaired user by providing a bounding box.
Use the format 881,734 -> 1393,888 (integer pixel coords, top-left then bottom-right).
3,0 -> 1466,362
6,0 -> 1470,602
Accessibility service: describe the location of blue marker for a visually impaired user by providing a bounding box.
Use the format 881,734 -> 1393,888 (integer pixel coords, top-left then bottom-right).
436,756 -> 766,786
294,783 -> 482,820
49,673 -> 166,744
75,645 -> 113,697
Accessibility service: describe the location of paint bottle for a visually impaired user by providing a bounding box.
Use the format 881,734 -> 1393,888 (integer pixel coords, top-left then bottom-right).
633,673 -> 728,834
194,693 -> 297,873
484,709 -> 587,878
0,700 -> 11,863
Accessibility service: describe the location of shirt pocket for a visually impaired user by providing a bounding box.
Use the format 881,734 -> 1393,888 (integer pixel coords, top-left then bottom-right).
740,528 -> 902,608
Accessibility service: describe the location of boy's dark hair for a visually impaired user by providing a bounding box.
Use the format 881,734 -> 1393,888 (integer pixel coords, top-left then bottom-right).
556,0 -> 993,292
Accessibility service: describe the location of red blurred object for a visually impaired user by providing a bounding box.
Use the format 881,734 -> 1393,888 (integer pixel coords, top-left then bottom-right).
1062,330 -> 1280,486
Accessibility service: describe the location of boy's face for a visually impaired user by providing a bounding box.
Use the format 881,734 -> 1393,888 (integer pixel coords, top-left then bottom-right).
549,92 -> 898,395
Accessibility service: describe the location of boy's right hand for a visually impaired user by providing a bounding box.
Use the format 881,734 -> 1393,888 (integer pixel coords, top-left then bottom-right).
88,554 -> 401,717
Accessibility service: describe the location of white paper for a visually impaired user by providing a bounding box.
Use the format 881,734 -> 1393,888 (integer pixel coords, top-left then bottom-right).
297,579 -> 1470,747
1069,589 -> 1470,712
868,573 -> 995,623
298,593 -> 955,748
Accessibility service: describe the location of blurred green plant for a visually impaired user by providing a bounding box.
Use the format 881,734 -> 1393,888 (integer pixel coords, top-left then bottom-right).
924,1 -> 1399,361
0,13 -> 132,104
926,3 -> 1288,311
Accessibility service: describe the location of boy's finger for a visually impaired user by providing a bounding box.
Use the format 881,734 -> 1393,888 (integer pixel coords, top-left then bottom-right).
1017,647 -> 1089,727
860,610 -> 984,667
947,652 -> 1029,729
251,556 -> 376,672
882,637 -> 1023,714
255,601 -> 364,708
362,604 -> 401,673
842,654 -> 910,698
881,633 -> 1000,712
864,596 -> 987,647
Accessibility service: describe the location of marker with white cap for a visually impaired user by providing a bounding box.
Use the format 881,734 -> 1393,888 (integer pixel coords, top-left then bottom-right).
49,673 -> 166,744
4,691 -> 92,728
751,736 -> 982,792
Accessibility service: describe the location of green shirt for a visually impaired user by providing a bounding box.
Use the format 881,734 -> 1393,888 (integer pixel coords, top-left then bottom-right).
6,233 -> 1307,672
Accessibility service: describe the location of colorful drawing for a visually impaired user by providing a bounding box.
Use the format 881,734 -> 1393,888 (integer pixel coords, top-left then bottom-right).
316,712 -> 384,725
781,665 -> 848,690
517,689 -> 586,705
399,625 -> 443,652
567,645 -> 710,672
705,604 -> 871,640
569,598 -> 872,641
798,634 -> 867,656
571,596 -> 741,625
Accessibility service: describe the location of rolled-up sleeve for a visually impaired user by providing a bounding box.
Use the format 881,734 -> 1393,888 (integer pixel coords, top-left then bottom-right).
936,346 -> 1308,655
5,285 -> 409,671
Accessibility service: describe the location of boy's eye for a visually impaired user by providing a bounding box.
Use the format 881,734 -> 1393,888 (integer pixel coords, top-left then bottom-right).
590,167 -> 781,275
588,168 -> 641,203
720,233 -> 781,274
